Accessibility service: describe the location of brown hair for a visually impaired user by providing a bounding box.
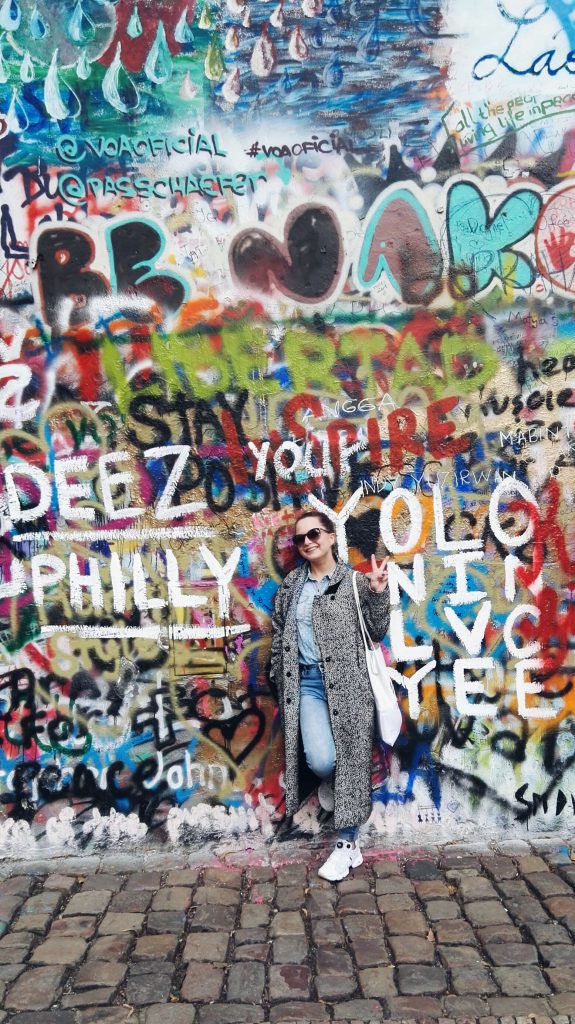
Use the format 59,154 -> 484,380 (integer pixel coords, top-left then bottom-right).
294,510 -> 338,557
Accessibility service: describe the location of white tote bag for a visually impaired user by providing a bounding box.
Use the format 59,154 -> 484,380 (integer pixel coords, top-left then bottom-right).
352,572 -> 402,746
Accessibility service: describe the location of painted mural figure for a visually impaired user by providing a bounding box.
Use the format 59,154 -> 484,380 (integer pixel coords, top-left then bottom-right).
269,510 -> 390,881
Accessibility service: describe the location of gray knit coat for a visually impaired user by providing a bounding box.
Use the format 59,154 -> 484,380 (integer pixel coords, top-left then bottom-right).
270,559 -> 391,830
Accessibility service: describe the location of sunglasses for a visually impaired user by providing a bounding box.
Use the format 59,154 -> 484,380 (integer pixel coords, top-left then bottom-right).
292,527 -> 331,547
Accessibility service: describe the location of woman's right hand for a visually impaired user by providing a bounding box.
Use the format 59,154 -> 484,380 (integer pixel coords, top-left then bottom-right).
366,554 -> 389,593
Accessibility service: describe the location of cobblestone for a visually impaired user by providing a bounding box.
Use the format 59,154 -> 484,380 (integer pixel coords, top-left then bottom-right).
389,934 -> 436,962
183,932 -> 229,961
5,965 -> 65,1010
99,912 -> 145,934
62,890 -> 112,916
2,841 -> 575,1020
227,962 -> 266,1003
180,963 -> 223,1002
133,934 -> 178,960
397,963 -> 448,994
30,936 -> 88,964
126,964 -> 175,1006
273,936 -> 308,963
358,964 -> 396,997
269,963 -> 311,1000
271,911 -> 306,936
492,964 -> 551,995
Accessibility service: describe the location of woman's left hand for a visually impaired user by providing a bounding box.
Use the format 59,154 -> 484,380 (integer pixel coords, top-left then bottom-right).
367,554 -> 389,593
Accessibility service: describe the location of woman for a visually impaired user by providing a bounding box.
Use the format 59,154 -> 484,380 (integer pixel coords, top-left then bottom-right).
269,510 -> 389,881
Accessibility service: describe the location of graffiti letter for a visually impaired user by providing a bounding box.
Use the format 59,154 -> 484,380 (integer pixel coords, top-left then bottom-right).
447,181 -> 541,297
247,440 -> 270,481
109,551 -> 126,614
356,184 -> 442,304
387,408 -> 424,473
515,659 -> 557,719
199,545 -> 241,619
0,365 -> 39,427
388,554 -> 426,607
503,604 -> 541,658
433,485 -> 483,552
390,608 -> 433,661
229,205 -> 344,303
69,553 -> 103,613
308,486 -> 364,561
31,554 -> 66,606
284,329 -> 336,392
166,549 -> 206,609
444,601 -> 491,657
488,478 -> 538,548
54,456 -> 95,522
380,489 -> 423,554
443,552 -> 487,605
385,661 -> 436,718
273,441 -> 303,480
4,462 -> 51,523
34,225 -> 110,332
146,445 -> 207,521
133,553 -> 166,611
453,657 -> 497,717
99,451 -> 143,522
107,219 -> 188,319
0,558 -> 26,600
427,396 -> 471,460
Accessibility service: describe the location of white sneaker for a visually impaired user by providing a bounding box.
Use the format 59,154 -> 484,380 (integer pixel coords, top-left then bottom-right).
317,840 -> 363,882
318,780 -> 335,812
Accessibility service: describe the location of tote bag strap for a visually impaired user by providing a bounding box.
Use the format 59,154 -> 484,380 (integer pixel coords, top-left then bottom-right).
352,571 -> 376,653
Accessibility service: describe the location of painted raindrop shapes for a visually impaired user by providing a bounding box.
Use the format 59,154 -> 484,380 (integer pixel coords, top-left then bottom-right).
0,0 -> 20,32
302,0 -> 322,15
270,2 -> 284,28
198,3 -> 214,30
44,48 -> 80,120
251,24 -> 276,77
225,26 -> 240,51
0,44 -> 8,84
7,86 -> 28,131
144,19 -> 172,84
357,13 -> 380,61
180,69 -> 198,99
102,42 -> 139,112
68,0 -> 96,45
323,52 -> 343,87
127,1 -> 143,39
174,6 -> 195,45
222,66 -> 241,103
19,50 -> 34,82
288,25 -> 309,61
205,31 -> 225,81
29,3 -> 48,39
76,48 -> 91,80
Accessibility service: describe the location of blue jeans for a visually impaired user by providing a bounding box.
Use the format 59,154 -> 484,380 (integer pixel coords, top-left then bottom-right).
299,663 -> 359,843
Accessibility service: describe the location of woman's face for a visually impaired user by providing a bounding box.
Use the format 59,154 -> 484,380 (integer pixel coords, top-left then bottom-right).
294,516 -> 336,565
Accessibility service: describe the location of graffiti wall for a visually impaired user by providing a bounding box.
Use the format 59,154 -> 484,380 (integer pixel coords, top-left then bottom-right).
0,0 -> 574,854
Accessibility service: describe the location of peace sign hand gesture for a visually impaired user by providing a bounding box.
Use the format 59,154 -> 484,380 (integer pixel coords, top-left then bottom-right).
367,554 -> 389,593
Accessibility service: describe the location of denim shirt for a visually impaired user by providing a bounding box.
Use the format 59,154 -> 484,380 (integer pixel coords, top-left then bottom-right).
296,565 -> 337,666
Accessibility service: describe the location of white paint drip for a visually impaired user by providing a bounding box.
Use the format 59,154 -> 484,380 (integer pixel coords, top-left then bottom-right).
13,526 -> 216,543
82,808 -> 148,844
40,623 -> 250,640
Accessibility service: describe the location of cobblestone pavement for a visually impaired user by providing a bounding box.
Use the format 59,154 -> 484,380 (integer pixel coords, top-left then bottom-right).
1,837 -> 575,1022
